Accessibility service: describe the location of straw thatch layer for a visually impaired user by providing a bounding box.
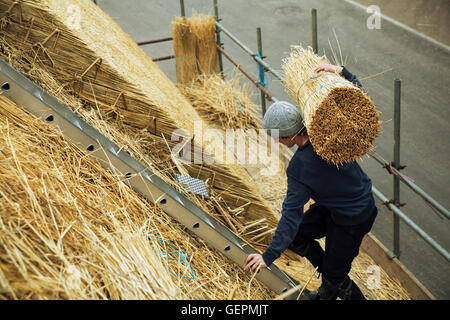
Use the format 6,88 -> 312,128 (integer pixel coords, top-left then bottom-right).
282,46 -> 380,164
0,0 -> 280,246
181,73 -> 260,130
0,95 -> 276,299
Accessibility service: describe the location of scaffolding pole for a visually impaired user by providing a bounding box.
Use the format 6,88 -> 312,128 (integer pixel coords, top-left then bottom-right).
256,27 -> 267,116
137,37 -> 173,46
213,0 -> 224,75
311,8 -> 318,54
215,44 -> 276,103
180,0 -> 185,17
368,151 -> 450,220
393,78 -> 402,258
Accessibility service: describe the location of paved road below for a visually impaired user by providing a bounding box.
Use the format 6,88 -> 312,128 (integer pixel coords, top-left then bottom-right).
97,0 -> 449,299
355,0 -> 450,46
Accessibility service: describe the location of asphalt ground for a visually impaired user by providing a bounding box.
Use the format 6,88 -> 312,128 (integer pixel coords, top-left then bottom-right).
95,0 -> 449,299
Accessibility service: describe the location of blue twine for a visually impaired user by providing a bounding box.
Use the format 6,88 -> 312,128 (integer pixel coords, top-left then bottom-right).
255,52 -> 266,88
295,73 -> 343,118
147,226 -> 197,280
296,73 -> 318,103
302,81 -> 340,112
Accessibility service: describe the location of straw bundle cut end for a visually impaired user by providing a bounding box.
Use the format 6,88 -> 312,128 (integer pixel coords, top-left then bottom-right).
309,87 -> 380,163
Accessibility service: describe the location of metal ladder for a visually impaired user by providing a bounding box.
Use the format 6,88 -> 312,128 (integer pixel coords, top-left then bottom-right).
0,58 -> 311,300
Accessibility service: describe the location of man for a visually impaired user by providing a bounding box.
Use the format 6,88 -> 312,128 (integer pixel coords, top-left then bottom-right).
243,64 -> 377,300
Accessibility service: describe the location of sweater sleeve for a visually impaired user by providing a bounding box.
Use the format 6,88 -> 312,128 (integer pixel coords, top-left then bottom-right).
262,174 -> 311,266
341,66 -> 363,89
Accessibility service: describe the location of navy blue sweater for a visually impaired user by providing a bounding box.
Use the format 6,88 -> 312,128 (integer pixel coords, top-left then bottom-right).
262,67 -> 374,267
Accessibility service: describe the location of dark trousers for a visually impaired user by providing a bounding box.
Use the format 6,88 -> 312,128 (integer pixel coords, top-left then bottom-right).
288,204 -> 377,284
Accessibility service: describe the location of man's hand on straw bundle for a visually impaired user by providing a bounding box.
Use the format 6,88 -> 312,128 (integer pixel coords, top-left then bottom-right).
314,63 -> 343,74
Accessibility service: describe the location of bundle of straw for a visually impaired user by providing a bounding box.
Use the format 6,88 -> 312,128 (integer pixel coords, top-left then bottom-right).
181,73 -> 260,130
172,13 -> 220,84
283,46 -> 380,164
189,13 -> 219,75
172,16 -> 199,84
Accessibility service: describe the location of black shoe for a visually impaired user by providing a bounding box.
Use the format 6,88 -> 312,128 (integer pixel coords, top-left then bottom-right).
338,278 -> 366,300
299,290 -> 318,300
316,278 -> 340,300
316,277 -> 367,301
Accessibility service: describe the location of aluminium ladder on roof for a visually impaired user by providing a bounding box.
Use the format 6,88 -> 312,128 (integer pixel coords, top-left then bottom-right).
0,57 -> 310,300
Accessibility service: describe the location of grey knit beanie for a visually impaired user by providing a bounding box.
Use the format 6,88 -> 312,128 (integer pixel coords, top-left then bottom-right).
263,101 -> 304,137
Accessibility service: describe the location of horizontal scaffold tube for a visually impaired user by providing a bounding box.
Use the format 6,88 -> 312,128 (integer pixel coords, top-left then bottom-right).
372,186 -> 450,262
215,21 -> 284,81
369,152 -> 450,220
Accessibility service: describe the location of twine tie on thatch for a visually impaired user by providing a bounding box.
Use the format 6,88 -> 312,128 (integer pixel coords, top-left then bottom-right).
111,91 -> 126,111
174,55 -> 195,61
147,227 -> 197,280
174,55 -> 196,84
79,57 -> 102,80
24,17 -> 35,42
31,29 -> 61,67
0,1 -> 21,23
302,81 -> 342,112
296,73 -> 319,103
